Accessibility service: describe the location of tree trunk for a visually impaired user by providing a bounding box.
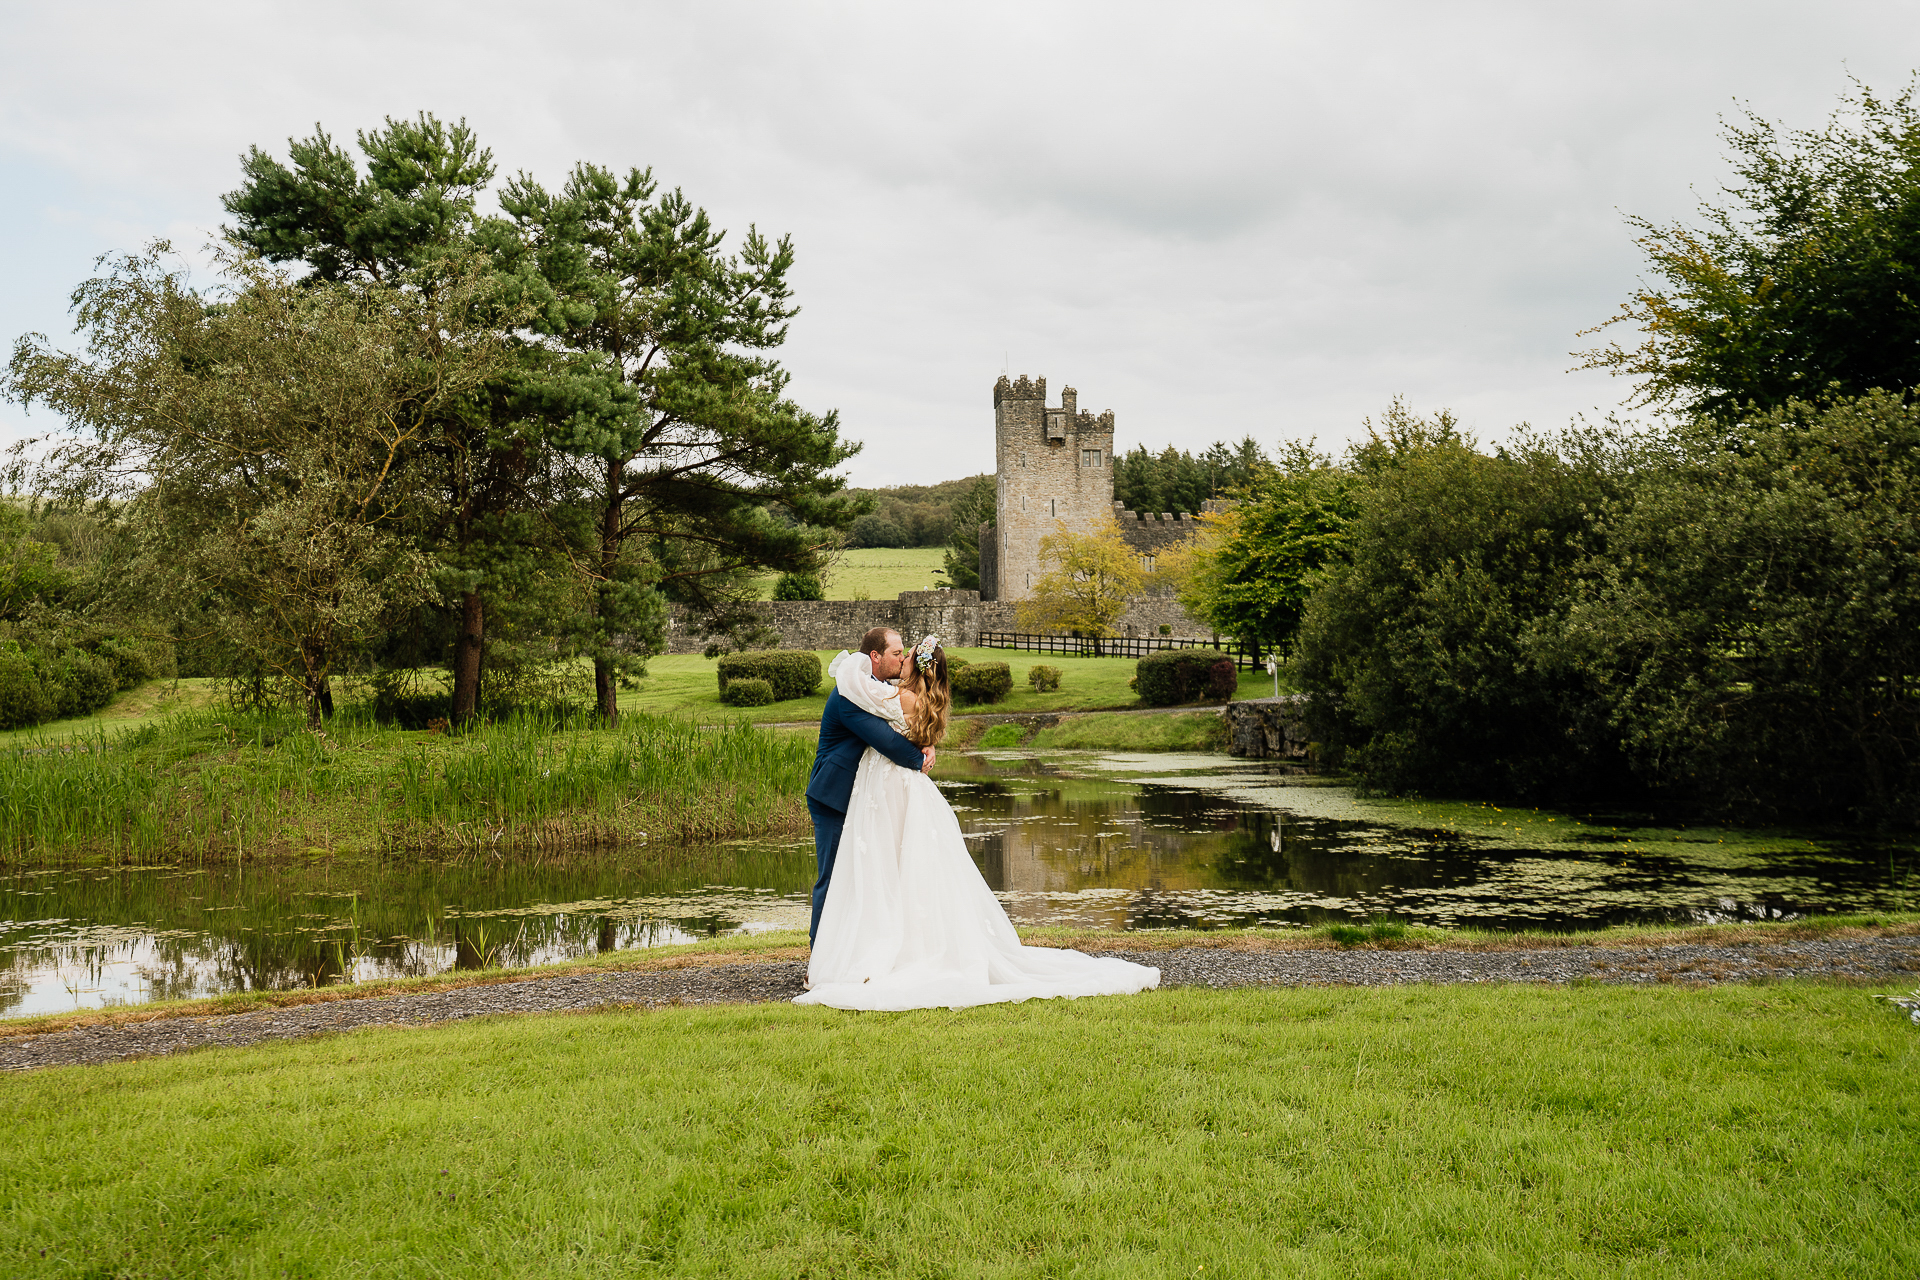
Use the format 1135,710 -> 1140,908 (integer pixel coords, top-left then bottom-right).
594,458 -> 625,728
594,654 -> 619,729
451,590 -> 485,725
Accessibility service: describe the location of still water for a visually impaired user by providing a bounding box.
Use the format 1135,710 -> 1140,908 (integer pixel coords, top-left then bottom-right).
4,751 -> 1913,1018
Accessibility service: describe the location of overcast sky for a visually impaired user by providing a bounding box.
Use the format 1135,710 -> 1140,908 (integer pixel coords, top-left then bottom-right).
2,1 -> 1914,487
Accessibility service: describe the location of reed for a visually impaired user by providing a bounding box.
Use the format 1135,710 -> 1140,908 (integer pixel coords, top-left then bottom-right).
0,707 -> 815,863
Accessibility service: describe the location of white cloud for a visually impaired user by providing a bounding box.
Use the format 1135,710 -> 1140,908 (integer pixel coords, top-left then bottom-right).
2,0 -> 1914,485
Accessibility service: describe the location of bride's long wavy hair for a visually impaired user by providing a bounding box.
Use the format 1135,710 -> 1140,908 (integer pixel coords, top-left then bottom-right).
901,644 -> 950,746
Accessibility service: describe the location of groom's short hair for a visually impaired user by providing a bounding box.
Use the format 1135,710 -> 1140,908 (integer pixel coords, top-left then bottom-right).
859,627 -> 898,657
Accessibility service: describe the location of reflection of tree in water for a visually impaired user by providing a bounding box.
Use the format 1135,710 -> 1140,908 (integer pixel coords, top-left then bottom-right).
0,846 -> 815,1005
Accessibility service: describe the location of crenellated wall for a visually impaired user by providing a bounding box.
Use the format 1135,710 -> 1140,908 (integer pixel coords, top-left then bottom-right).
663,589 -> 1213,654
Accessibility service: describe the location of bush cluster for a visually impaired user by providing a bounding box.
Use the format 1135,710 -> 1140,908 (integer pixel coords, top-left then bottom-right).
1134,651 -> 1236,706
0,628 -> 175,731
720,677 -> 776,707
1292,392 -> 1920,823
715,650 -> 821,702
951,661 -> 1013,705
1026,664 -> 1062,692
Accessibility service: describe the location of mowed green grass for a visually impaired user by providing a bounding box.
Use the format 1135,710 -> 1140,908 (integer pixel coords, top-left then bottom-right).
753,546 -> 951,601
4,984 -> 1914,1277
0,676 -> 223,747
621,650 -> 1275,726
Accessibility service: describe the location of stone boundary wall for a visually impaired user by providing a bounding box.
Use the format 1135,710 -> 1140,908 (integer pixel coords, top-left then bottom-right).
664,589 -> 1214,654
1224,696 -> 1312,760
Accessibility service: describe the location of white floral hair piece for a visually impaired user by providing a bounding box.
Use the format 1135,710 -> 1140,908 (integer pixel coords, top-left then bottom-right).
913,634 -> 941,671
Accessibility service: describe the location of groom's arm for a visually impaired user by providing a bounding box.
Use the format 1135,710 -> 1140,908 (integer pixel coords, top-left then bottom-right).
842,702 -> 933,772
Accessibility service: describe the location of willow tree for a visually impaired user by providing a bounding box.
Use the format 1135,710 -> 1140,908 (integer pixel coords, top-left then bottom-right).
4,245 -> 516,724
489,163 -> 865,724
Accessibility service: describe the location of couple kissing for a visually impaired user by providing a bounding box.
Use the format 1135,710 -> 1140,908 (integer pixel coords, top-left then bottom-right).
796,627 -> 1159,1011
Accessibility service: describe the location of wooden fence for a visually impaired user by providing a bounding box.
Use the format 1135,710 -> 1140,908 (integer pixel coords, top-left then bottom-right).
976,631 -> 1265,670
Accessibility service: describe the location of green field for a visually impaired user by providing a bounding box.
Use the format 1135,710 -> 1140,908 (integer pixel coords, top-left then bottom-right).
5,982 -> 1914,1276
622,649 -> 1274,726
755,546 -> 950,601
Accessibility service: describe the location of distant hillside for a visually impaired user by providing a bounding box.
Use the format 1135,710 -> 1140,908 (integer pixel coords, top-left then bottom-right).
844,475 -> 990,548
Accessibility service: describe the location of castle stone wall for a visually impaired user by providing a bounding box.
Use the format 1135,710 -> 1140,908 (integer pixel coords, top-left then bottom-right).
662,589 -> 1213,655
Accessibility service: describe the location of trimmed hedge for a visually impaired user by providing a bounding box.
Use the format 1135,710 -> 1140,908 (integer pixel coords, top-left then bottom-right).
952,661 -> 1013,705
720,677 -> 775,707
716,650 -> 822,702
1136,651 -> 1237,706
945,657 -> 970,674
1027,664 -> 1062,692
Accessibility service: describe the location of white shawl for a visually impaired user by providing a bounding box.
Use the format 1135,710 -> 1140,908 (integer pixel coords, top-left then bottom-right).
826,650 -> 904,725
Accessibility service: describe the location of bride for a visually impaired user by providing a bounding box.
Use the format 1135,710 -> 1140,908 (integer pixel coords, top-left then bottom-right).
795,635 -> 1161,1012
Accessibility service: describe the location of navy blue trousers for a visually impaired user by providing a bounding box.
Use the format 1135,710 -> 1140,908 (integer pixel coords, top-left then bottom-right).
806,797 -> 847,946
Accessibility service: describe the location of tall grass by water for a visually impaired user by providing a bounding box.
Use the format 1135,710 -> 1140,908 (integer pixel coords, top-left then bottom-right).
0,706 -> 814,863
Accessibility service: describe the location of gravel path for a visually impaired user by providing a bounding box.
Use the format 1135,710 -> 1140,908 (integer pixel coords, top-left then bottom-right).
5,937 -> 1915,1073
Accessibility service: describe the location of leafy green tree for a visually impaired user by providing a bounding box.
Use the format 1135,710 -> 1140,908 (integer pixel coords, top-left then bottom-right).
1015,516 -> 1146,641
223,113 -> 550,724
1578,79 -> 1920,419
940,474 -> 995,590
5,246 -> 515,724
489,164 -> 863,724
1295,403 -> 1635,799
1166,443 -> 1355,659
0,505 -> 66,621
771,571 -> 825,601
1564,390 -> 1920,823
1114,436 -> 1267,515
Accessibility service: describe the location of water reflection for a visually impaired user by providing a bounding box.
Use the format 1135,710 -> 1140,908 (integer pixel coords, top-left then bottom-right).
3,750 -> 1912,1017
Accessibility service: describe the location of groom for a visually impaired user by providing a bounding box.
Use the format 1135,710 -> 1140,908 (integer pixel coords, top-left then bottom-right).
806,626 -> 933,945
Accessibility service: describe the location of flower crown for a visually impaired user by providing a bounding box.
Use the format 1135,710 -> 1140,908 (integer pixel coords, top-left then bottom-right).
913,634 -> 941,671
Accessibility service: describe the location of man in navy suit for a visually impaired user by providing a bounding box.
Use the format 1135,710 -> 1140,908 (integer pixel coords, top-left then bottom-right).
806,627 -> 933,944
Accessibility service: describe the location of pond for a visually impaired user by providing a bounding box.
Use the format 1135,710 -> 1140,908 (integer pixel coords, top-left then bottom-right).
3,750 -> 1913,1018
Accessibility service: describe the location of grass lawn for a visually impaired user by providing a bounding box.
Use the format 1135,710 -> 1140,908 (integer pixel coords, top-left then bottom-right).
753,546 -> 950,601
621,650 -> 1275,727
0,676 -> 223,748
4,982 -> 1914,1277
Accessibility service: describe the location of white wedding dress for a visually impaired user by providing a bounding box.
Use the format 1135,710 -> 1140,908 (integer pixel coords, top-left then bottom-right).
794,652 -> 1160,1012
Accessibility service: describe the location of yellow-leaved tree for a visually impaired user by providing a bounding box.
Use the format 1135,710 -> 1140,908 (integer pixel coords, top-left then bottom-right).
1015,516 -> 1146,641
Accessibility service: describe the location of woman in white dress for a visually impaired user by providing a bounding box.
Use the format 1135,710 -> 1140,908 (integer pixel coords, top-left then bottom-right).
795,635 -> 1161,1012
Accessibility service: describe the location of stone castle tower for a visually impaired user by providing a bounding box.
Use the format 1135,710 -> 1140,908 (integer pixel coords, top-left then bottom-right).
984,374 -> 1115,601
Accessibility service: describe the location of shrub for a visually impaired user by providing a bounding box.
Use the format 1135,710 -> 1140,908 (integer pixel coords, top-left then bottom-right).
100,636 -> 175,688
951,661 -> 1013,705
720,677 -> 775,707
945,656 -> 970,674
50,649 -> 118,719
771,572 -> 825,601
1027,664 -> 1062,692
1205,657 -> 1237,701
716,650 -> 822,701
1135,650 -> 1225,706
0,647 -> 54,729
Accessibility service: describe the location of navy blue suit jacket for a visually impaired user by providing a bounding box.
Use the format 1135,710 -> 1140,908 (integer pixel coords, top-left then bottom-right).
806,687 -> 926,813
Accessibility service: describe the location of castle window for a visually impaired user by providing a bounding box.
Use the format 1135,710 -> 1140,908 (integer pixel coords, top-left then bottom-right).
1081,449 -> 1102,468
1049,498 -> 1057,518
1142,555 -> 1157,572
1021,495 -> 1027,512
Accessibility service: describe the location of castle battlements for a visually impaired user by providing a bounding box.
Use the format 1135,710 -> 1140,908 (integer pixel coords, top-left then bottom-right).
992,374 -> 1046,406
